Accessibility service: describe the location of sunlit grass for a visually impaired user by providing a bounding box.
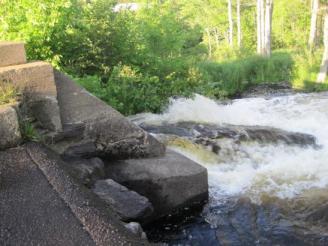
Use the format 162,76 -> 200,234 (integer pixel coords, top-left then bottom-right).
0,82 -> 18,105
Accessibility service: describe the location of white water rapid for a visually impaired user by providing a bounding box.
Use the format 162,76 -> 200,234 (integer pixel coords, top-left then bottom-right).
140,93 -> 328,203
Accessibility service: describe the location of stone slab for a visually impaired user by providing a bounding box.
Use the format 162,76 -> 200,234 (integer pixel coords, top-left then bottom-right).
93,179 -> 154,222
105,150 -> 208,217
0,41 -> 26,67
0,106 -> 21,150
54,70 -> 165,158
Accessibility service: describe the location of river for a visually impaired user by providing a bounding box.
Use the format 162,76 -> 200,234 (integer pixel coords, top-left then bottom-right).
133,93 -> 328,245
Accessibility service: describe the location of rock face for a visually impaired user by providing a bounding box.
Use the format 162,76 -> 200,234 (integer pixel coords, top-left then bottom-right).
0,106 -> 21,150
92,179 -> 154,222
105,150 -> 208,217
0,42 -> 26,67
0,62 -> 62,132
140,122 -> 318,147
54,70 -> 165,159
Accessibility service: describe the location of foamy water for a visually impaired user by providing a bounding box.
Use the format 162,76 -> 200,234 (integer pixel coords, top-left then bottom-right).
141,93 -> 328,201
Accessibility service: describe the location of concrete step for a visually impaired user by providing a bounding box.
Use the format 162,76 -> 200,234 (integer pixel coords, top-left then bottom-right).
0,62 -> 62,132
0,41 -> 26,67
105,149 -> 209,218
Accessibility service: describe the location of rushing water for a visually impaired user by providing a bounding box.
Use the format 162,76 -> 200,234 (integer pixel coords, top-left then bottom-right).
137,93 -> 328,245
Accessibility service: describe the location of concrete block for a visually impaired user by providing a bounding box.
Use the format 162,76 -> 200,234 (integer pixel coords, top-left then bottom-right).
0,42 -> 27,67
0,62 -> 57,98
106,150 -> 208,217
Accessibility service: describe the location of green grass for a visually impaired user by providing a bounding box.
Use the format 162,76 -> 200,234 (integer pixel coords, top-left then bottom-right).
20,119 -> 40,142
198,51 -> 294,97
0,82 -> 18,105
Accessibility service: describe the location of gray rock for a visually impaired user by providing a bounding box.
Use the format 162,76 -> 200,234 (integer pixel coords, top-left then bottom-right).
66,157 -> 105,187
92,179 -> 154,222
54,70 -> 165,159
124,222 -> 147,239
62,141 -> 98,160
0,106 -> 21,150
141,122 -> 318,147
105,150 -> 208,217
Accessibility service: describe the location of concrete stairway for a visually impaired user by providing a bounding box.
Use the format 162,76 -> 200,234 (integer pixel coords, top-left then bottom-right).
0,41 -> 165,158
0,41 -> 209,244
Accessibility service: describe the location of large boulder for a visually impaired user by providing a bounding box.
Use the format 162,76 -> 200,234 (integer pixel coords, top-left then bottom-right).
53,70 -> 165,159
92,179 -> 154,222
105,150 -> 208,217
0,106 -> 21,150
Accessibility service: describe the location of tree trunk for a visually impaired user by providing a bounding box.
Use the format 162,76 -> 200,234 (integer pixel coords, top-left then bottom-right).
257,0 -> 273,56
237,0 -> 241,48
260,0 -> 265,52
309,0 -> 319,50
206,28 -> 212,58
317,12 -> 328,83
214,28 -> 220,48
257,0 -> 263,54
228,0 -> 233,47
264,0 -> 273,56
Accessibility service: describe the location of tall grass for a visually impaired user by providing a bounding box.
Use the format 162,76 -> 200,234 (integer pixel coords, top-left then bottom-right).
198,52 -> 294,97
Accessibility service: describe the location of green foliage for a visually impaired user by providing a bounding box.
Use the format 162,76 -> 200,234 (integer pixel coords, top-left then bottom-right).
0,82 -> 18,105
0,0 -> 80,66
20,119 -> 40,142
77,64 -> 203,115
290,48 -> 328,89
1,0 -> 328,115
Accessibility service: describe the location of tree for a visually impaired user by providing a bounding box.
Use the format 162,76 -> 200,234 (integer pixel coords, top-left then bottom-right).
309,0 -> 319,50
264,0 -> 273,56
237,0 -> 242,48
228,0 -> 233,47
317,7 -> 328,82
257,0 -> 263,53
257,0 -> 273,56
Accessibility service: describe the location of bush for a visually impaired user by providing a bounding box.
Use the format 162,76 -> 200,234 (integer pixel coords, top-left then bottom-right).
291,48 -> 325,88
76,64 -> 204,115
